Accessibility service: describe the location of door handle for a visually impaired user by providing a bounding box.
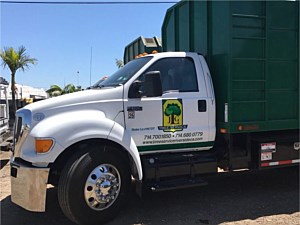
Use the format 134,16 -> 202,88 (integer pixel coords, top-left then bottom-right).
198,100 -> 207,112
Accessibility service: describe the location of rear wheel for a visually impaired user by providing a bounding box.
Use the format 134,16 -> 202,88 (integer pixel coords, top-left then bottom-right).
58,146 -> 130,225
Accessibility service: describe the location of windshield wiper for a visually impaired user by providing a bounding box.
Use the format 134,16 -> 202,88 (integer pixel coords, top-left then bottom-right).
92,84 -> 122,89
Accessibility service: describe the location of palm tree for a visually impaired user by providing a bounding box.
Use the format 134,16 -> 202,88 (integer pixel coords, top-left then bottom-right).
46,84 -> 81,97
0,46 -> 37,118
46,84 -> 64,97
115,59 -> 124,68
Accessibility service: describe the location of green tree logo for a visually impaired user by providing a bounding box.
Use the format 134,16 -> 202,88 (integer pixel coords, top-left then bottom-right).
165,103 -> 181,125
159,99 -> 187,132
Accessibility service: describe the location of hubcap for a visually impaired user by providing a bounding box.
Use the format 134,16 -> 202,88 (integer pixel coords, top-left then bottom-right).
84,164 -> 121,211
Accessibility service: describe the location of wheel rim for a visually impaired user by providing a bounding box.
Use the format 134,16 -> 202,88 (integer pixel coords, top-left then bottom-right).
84,164 -> 121,211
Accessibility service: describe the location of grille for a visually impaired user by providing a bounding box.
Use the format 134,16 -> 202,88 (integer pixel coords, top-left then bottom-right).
13,116 -> 22,152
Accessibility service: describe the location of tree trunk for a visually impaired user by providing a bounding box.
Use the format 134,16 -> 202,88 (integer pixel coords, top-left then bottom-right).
10,72 -> 17,123
170,114 -> 175,124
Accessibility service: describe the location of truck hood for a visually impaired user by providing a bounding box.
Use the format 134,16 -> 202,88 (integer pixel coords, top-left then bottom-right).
21,86 -> 124,124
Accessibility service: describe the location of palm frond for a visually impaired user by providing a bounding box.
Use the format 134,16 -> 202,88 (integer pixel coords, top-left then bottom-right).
0,46 -> 37,73
63,84 -> 76,94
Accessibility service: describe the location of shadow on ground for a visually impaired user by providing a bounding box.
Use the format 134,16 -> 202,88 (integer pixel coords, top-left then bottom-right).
0,159 -> 9,170
1,166 -> 299,225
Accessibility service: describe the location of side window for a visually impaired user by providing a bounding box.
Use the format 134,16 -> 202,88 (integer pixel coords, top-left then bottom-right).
146,57 -> 198,93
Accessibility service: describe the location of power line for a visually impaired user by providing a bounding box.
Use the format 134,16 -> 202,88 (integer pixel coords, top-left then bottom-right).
0,1 -> 178,4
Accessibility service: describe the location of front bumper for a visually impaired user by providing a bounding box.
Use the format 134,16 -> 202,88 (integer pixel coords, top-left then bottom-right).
11,161 -> 49,212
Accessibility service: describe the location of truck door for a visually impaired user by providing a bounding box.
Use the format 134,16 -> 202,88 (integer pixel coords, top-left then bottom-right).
124,55 -> 214,154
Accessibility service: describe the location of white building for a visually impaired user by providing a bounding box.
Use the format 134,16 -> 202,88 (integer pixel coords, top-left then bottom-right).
0,84 -> 9,134
0,83 -> 48,101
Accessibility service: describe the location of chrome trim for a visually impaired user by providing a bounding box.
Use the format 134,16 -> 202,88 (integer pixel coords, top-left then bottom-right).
84,164 -> 121,211
224,103 -> 228,123
10,162 -> 49,212
13,125 -> 30,158
15,117 -> 23,143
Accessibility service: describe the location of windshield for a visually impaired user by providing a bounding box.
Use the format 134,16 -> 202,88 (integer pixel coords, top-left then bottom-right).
94,56 -> 153,88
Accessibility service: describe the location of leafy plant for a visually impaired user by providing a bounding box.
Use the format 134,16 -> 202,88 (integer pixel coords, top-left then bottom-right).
0,46 -> 37,118
46,84 -> 81,97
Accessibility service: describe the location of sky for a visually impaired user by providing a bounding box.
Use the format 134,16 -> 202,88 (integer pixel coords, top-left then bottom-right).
0,0 -> 178,89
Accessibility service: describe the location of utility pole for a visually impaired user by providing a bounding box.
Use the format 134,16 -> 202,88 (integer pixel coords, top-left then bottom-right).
77,71 -> 79,87
89,47 -> 93,87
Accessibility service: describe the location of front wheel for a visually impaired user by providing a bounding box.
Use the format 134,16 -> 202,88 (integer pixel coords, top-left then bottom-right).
58,146 -> 130,225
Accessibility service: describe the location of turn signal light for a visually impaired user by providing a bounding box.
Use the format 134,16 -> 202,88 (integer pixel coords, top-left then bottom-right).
35,139 -> 54,154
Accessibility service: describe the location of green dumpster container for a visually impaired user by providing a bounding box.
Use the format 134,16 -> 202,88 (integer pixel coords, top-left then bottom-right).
162,0 -> 299,133
123,36 -> 162,64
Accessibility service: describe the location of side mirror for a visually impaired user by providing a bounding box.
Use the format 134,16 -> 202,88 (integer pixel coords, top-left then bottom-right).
128,71 -> 163,98
143,71 -> 162,97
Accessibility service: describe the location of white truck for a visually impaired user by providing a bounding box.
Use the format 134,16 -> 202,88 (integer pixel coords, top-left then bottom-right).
0,84 -> 10,138
10,52 -> 299,225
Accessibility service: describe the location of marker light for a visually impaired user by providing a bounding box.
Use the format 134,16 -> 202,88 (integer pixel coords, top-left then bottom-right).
220,128 -> 227,134
237,124 -> 259,131
152,50 -> 158,54
238,125 -> 243,131
35,139 -> 54,154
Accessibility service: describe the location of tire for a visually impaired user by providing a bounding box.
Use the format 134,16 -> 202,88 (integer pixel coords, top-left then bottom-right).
58,145 -> 130,225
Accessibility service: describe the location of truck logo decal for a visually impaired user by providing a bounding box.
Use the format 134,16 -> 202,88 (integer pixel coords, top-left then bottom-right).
33,113 -> 45,122
158,99 -> 187,133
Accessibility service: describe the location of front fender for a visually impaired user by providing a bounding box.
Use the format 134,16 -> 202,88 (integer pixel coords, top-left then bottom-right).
24,110 -> 143,180
23,110 -> 114,163
108,122 -> 143,180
